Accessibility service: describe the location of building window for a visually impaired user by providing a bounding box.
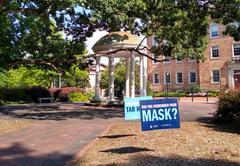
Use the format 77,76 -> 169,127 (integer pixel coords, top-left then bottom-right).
212,70 -> 220,83
152,54 -> 159,64
210,24 -> 219,38
164,72 -> 171,84
163,56 -> 171,63
188,54 -> 196,61
152,37 -> 158,47
153,73 -> 160,84
233,44 -> 240,56
176,72 -> 183,84
211,46 -> 220,58
176,54 -> 183,63
189,72 -> 196,83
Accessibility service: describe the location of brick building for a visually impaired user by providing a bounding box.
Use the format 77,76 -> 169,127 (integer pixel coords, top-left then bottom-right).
148,23 -> 240,92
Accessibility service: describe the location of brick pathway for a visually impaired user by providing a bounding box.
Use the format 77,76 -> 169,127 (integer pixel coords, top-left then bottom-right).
0,102 -> 216,166
0,104 -> 124,166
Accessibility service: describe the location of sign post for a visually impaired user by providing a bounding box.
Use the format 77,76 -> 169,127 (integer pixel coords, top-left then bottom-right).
140,98 -> 180,131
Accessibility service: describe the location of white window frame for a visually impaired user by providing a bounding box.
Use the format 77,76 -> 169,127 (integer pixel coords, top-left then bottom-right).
232,43 -> 240,57
211,46 -> 220,59
164,72 -> 171,84
210,24 -> 219,38
152,54 -> 159,64
188,54 -> 196,62
189,71 -> 197,84
176,72 -> 183,84
176,54 -> 183,63
153,73 -> 160,84
152,36 -> 158,47
211,69 -> 220,84
163,56 -> 171,64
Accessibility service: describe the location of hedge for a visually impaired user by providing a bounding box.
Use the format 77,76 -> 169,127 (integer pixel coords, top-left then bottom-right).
68,91 -> 94,102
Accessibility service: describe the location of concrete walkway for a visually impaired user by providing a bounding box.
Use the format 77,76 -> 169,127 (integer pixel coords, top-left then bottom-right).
0,102 -> 216,166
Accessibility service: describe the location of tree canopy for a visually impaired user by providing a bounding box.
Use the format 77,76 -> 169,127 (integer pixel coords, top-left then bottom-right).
0,0 -> 95,71
1,0 -> 240,70
83,0 -> 240,61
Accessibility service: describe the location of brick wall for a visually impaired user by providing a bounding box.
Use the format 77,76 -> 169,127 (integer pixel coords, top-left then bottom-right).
147,23 -> 240,92
199,24 -> 238,90
147,37 -> 199,92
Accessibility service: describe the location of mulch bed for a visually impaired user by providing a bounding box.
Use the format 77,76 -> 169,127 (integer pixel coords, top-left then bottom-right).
76,122 -> 240,166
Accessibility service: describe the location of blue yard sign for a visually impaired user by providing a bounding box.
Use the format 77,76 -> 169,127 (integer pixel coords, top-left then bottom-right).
124,96 -> 152,120
140,98 -> 180,131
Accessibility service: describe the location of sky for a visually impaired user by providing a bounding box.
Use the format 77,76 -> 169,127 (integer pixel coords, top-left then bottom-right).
85,30 -> 108,54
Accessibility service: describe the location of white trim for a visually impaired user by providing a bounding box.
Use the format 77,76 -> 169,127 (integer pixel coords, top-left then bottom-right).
210,45 -> 220,59
210,23 -> 219,39
211,69 -> 220,84
164,72 -> 171,84
176,72 -> 183,84
163,56 -> 171,64
228,63 -> 240,89
232,43 -> 240,57
176,58 -> 183,63
189,71 -> 197,84
175,54 -> 183,63
152,54 -> 159,64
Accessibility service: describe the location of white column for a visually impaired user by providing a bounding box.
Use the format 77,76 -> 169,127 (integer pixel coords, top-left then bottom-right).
108,55 -> 115,101
143,55 -> 147,96
125,57 -> 130,98
130,51 -> 135,98
59,74 -> 62,88
94,56 -> 101,100
140,55 -> 144,96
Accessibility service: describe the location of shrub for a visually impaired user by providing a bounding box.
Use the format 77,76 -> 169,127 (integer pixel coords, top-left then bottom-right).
215,90 -> 240,122
208,90 -> 220,97
49,87 -> 85,102
189,85 -> 201,93
27,86 -> 51,103
0,100 -> 4,106
153,91 -> 187,97
0,88 -> 31,102
147,83 -> 153,96
68,91 -> 93,102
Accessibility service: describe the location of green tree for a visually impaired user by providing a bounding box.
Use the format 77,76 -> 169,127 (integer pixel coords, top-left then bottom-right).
83,0 -> 240,61
1,0 -> 240,69
0,71 -> 8,88
0,0 -> 94,71
2,66 -> 58,88
64,65 -> 90,88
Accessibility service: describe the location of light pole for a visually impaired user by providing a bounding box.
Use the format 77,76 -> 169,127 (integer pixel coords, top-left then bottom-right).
166,72 -> 170,99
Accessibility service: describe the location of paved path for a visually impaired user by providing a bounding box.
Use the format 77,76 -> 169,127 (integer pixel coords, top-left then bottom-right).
0,102 -> 216,166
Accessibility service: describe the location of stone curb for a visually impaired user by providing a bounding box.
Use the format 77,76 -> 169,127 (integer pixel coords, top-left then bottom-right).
67,124 -> 113,166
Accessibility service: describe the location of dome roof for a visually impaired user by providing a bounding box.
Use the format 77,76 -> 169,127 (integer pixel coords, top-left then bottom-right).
92,31 -> 142,54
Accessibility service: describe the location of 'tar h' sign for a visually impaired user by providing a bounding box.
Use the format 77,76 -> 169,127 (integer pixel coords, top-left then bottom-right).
124,96 -> 152,120
140,98 -> 180,131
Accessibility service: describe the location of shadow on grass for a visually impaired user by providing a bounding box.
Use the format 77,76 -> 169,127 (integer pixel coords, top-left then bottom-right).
121,155 -> 240,166
98,134 -> 136,139
78,154 -> 240,166
0,142 -> 73,166
197,117 -> 240,134
99,146 -> 154,154
0,103 -> 124,121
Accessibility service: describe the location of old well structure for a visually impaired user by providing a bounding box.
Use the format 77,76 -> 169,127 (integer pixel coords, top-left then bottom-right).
92,31 -> 148,101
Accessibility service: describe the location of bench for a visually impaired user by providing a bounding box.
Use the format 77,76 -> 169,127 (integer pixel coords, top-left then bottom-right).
38,97 -> 54,103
